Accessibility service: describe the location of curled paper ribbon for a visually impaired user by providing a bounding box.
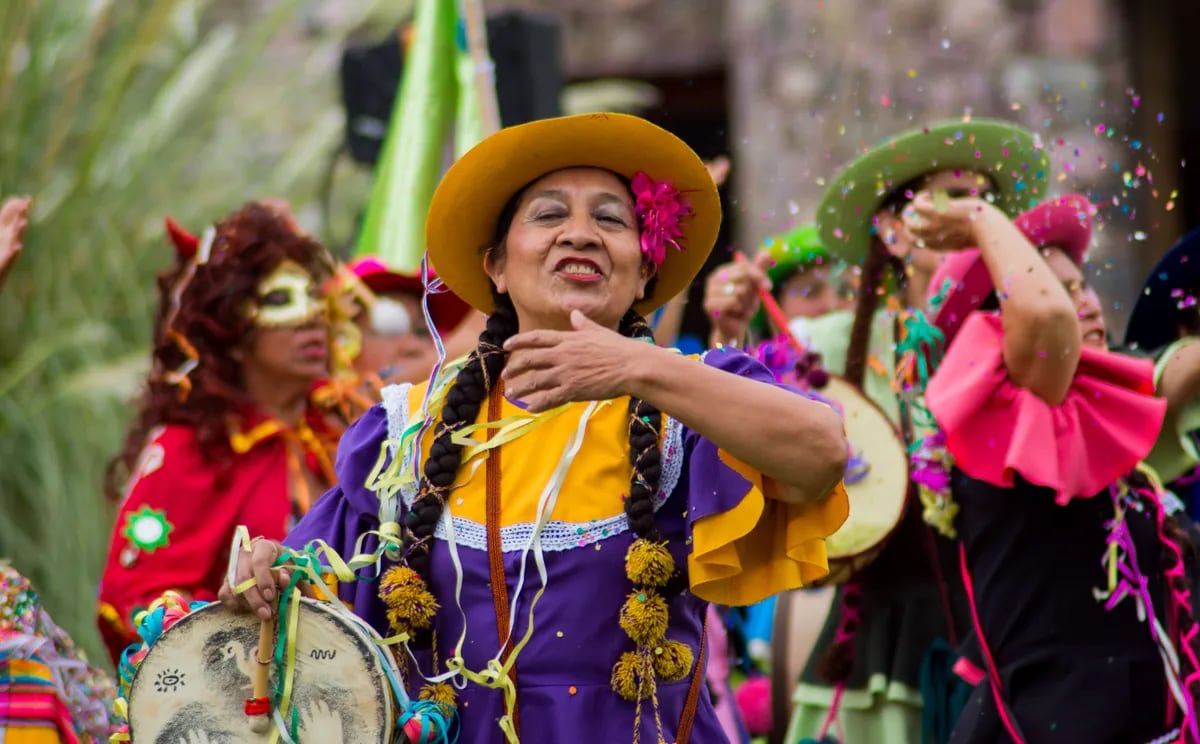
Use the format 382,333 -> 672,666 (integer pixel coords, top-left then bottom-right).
1098,483 -> 1199,741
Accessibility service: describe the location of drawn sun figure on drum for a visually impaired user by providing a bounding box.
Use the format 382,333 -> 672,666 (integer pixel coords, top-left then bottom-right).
155,668 -> 186,693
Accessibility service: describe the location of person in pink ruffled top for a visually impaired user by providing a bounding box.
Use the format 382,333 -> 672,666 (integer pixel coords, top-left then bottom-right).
913,193 -> 1199,743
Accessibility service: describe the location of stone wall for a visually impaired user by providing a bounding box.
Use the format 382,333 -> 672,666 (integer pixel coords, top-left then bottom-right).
491,0 -> 725,77
229,0 -> 1169,331
727,0 -> 1151,333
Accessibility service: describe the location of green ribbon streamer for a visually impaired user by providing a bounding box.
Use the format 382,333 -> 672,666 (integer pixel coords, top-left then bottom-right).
896,310 -> 945,391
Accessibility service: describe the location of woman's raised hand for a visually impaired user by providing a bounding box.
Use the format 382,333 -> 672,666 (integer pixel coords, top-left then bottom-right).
502,310 -> 648,412
218,538 -> 289,620
901,191 -> 998,253
702,252 -> 772,347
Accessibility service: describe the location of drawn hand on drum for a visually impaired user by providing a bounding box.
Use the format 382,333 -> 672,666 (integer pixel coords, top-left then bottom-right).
299,700 -> 345,740
218,538 -> 290,620
177,730 -> 227,744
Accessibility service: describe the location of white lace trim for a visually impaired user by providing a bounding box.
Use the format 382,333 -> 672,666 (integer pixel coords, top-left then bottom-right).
381,383 -> 414,451
379,388 -> 685,552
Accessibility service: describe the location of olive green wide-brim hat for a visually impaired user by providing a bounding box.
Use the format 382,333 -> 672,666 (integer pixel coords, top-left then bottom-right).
426,113 -> 721,315
816,119 -> 1051,265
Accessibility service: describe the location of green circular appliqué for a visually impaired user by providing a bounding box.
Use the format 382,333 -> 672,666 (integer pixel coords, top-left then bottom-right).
122,505 -> 174,553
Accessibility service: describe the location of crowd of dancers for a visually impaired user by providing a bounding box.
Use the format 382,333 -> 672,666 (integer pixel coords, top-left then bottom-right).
2,110 -> 1199,744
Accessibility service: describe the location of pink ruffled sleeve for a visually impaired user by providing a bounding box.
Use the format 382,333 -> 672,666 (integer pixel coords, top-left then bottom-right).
925,312 -> 1166,504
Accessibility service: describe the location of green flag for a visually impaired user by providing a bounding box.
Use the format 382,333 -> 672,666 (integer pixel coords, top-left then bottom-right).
353,0 -> 459,272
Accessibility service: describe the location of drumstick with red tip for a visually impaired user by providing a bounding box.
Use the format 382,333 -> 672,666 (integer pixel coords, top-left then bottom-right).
733,251 -> 807,356
245,615 -> 274,732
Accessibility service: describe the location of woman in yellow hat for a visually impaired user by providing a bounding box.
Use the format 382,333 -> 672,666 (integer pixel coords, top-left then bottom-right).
223,113 -> 849,743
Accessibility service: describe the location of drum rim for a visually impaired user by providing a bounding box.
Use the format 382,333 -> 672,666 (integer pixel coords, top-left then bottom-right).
819,375 -> 910,560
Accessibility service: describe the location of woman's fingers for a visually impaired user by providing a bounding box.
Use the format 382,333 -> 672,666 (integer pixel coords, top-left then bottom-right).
219,539 -> 287,618
503,329 -> 565,351
521,386 -> 569,413
705,265 -> 761,319
502,348 -> 555,379
216,581 -> 239,610
226,540 -> 280,619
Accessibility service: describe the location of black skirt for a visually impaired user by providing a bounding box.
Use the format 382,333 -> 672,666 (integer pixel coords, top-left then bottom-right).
949,469 -> 1177,743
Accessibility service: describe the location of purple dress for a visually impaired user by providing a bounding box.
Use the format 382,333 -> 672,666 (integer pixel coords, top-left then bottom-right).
286,349 -> 847,743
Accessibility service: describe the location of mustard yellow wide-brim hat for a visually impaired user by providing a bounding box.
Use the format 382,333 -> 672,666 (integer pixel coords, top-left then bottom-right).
816,118 -> 1050,265
426,113 -> 721,315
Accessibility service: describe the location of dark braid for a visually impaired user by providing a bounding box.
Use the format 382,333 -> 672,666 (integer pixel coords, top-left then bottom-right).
406,293 -> 518,582
845,177 -> 922,390
617,307 -> 687,598
619,309 -> 665,544
844,243 -> 905,390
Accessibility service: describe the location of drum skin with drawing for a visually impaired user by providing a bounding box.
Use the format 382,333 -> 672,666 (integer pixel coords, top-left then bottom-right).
806,376 -> 908,587
127,598 -> 396,744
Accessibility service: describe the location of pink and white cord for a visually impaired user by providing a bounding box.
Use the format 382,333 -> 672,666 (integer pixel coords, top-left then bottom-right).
1101,482 -> 1199,743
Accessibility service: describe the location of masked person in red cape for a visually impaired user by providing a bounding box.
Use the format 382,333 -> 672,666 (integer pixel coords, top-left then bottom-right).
96,202 -> 344,665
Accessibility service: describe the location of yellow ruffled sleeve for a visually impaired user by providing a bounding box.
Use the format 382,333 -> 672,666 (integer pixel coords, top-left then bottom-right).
688,449 -> 849,606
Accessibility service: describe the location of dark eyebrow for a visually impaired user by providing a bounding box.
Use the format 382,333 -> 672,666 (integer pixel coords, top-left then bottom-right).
525,189 -> 632,209
593,192 -> 632,206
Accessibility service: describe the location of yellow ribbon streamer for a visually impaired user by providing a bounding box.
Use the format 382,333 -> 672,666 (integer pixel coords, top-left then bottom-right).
450,404 -> 578,458
1108,505 -> 1124,594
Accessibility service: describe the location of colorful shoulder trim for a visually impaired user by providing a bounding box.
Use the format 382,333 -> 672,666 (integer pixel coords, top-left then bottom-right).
927,312 -> 1165,503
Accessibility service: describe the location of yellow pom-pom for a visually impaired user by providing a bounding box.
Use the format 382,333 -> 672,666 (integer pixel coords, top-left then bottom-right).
610,651 -> 651,701
625,539 -> 675,587
651,639 -> 694,682
619,591 -> 668,644
379,565 -> 423,606
419,682 -> 457,707
378,566 -> 438,634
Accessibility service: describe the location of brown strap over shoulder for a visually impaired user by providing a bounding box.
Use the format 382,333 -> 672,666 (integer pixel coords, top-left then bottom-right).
675,612 -> 709,744
485,386 -> 521,736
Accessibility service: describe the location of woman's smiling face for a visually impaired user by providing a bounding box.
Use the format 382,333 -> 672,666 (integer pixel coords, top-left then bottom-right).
485,167 -> 653,332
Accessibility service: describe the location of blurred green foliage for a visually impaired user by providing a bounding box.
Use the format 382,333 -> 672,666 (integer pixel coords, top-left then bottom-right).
0,0 -> 410,665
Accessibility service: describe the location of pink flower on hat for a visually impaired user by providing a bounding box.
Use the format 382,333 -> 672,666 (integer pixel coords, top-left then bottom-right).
631,171 -> 692,268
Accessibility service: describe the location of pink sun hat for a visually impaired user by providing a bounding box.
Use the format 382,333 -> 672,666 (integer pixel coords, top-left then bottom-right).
348,256 -> 471,334
927,193 -> 1095,344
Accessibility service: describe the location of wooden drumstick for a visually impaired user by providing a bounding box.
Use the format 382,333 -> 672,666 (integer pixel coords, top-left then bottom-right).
246,614 -> 274,732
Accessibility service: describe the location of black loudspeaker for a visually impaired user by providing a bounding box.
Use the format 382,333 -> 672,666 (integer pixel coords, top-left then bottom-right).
339,10 -> 564,166
486,12 -> 563,129
339,31 -> 403,165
